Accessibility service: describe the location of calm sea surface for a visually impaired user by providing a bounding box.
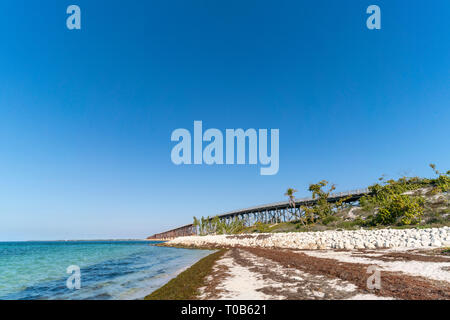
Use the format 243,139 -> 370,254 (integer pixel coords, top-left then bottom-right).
0,241 -> 213,300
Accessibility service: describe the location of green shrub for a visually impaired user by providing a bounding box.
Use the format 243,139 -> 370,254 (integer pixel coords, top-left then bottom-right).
360,176 -> 427,213
357,166 -> 450,226
321,215 -> 339,225
429,164 -> 450,193
336,218 -> 365,229
193,215 -> 246,235
300,180 -> 338,224
374,194 -> 425,225
254,221 -> 271,233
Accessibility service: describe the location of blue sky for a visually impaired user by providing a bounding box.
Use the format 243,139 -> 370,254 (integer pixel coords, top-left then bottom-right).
0,1 -> 449,240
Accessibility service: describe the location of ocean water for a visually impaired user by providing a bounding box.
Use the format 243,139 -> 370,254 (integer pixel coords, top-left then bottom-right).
0,241 -> 214,300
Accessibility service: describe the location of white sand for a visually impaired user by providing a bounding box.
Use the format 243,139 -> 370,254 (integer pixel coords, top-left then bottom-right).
200,249 -> 394,300
302,249 -> 450,282
206,255 -> 282,300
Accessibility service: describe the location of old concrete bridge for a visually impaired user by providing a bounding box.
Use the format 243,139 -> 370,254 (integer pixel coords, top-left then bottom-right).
147,188 -> 370,240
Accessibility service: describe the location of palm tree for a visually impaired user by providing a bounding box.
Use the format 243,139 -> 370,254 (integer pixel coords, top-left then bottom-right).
284,188 -> 298,209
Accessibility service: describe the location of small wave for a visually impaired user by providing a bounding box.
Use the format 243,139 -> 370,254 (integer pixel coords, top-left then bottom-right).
0,241 -> 214,300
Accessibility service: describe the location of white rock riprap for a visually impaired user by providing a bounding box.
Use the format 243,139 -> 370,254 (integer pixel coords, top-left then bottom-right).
167,227 -> 450,250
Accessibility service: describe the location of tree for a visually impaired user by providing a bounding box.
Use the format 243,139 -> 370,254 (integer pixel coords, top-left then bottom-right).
429,163 -> 450,192
193,217 -> 200,235
284,188 -> 298,208
375,194 -> 424,225
309,180 -> 336,219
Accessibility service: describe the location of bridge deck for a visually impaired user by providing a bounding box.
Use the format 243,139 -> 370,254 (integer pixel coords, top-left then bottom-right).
147,188 -> 370,240
217,189 -> 369,219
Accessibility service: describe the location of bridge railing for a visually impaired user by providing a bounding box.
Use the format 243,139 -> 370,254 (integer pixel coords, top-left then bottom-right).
149,188 -> 371,239
218,188 -> 370,217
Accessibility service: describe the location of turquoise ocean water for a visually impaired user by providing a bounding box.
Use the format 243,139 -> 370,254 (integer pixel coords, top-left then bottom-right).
0,241 -> 213,300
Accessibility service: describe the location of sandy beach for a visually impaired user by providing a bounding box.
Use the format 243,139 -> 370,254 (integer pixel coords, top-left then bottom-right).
161,228 -> 450,300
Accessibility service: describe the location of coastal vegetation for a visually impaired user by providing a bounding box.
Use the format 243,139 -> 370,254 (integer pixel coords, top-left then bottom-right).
193,216 -> 246,235
284,188 -> 298,209
191,164 -> 449,235
145,249 -> 227,300
359,164 -> 449,226
300,180 -> 337,224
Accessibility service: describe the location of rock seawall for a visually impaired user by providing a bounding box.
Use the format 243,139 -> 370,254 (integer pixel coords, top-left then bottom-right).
167,227 -> 450,250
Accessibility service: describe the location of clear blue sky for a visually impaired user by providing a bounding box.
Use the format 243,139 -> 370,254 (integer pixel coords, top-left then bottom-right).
0,1 -> 449,240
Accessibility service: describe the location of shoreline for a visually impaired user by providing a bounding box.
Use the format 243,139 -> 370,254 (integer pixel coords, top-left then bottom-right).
147,227 -> 450,300
145,250 -> 226,300
147,245 -> 450,300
